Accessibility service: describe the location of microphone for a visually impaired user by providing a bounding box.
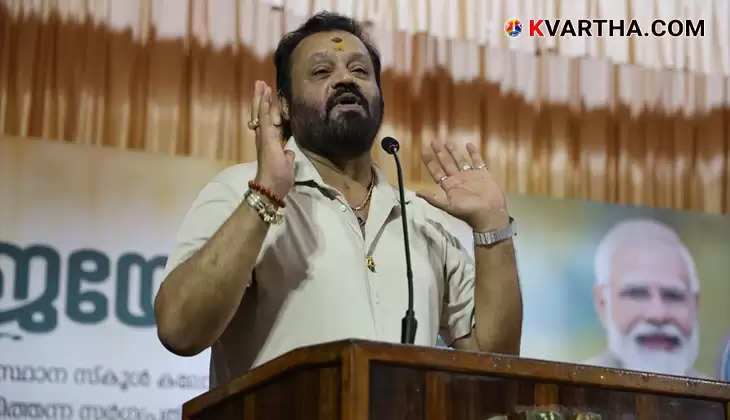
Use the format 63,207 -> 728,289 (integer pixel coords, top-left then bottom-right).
380,136 -> 417,344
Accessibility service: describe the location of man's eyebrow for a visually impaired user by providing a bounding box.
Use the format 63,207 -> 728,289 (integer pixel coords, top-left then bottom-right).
307,52 -> 333,64
348,52 -> 369,61
660,285 -> 689,293
620,286 -> 647,291
618,283 -> 648,291
307,51 -> 369,64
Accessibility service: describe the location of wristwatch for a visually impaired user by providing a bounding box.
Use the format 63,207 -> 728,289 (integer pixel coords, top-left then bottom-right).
473,217 -> 516,247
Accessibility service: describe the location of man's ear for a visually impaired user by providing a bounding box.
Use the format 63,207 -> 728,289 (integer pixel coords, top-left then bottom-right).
594,284 -> 608,327
279,92 -> 290,121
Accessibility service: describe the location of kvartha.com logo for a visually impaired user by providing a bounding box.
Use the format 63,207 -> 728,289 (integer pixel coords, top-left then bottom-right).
504,18 -> 704,38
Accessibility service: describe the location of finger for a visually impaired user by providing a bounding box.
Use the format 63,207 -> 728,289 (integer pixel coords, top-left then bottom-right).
250,81 -> 264,123
416,190 -> 449,211
445,140 -> 474,171
421,142 -> 448,184
270,94 -> 282,127
431,140 -> 460,176
260,87 -> 284,148
258,86 -> 272,126
466,142 -> 486,169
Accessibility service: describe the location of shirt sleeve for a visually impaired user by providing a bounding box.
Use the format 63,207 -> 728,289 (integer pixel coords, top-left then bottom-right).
438,220 -> 476,346
160,174 -> 245,281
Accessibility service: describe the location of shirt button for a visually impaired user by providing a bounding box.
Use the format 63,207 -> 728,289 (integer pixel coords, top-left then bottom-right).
340,204 -> 347,212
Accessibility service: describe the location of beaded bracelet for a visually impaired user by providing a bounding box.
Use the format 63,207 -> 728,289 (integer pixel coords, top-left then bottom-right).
248,181 -> 286,208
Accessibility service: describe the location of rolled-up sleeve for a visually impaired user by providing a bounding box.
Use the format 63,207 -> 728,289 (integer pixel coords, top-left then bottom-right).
438,226 -> 476,346
161,173 -> 246,281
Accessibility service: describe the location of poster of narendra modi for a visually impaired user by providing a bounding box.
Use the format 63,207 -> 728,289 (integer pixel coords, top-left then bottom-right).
509,195 -> 730,380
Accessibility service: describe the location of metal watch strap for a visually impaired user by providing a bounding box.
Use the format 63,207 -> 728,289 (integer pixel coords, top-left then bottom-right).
473,217 -> 516,247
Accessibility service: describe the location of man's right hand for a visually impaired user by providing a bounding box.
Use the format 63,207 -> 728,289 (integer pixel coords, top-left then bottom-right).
251,81 -> 295,199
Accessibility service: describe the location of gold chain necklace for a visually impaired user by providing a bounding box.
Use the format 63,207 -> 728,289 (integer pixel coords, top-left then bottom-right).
306,153 -> 374,215
351,173 -> 375,211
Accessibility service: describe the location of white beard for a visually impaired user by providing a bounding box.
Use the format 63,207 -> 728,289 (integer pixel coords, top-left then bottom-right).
606,318 -> 699,376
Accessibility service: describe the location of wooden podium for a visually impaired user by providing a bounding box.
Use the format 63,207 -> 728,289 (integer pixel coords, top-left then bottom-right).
183,339 -> 730,419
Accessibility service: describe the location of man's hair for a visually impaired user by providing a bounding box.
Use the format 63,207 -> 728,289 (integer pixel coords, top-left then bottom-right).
273,12 -> 382,139
594,219 -> 700,293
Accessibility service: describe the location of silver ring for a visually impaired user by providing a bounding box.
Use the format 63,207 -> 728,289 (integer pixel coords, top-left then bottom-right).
476,163 -> 487,170
438,175 -> 448,184
460,164 -> 473,172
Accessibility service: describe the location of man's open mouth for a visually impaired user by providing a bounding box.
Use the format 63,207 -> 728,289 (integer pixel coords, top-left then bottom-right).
636,333 -> 681,351
333,92 -> 363,108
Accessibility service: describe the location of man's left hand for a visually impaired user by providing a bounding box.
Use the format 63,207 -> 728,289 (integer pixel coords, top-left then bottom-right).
418,140 -> 509,232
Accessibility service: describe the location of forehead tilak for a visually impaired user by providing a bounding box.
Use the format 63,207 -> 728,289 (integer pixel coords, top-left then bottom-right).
331,36 -> 344,51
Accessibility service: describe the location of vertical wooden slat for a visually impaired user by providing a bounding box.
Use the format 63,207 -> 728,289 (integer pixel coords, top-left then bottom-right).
534,383 -> 559,406
319,366 -> 340,420
243,394 -> 255,419
341,344 -> 369,420
636,394 -> 659,420
369,363 -> 425,419
425,371 -> 450,420
558,385 -> 586,409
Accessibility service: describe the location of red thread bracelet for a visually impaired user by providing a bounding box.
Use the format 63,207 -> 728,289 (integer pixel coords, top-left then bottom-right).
248,181 -> 286,208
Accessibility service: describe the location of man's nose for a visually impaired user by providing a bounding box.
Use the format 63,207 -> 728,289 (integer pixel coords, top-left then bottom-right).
330,68 -> 355,89
645,293 -> 671,325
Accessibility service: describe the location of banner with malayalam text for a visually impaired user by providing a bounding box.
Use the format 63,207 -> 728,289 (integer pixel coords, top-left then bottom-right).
1,136 -> 229,419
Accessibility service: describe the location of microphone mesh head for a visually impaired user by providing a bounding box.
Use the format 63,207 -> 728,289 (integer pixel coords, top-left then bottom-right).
381,137 -> 399,154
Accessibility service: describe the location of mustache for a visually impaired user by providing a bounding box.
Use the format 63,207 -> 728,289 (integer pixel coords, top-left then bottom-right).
629,321 -> 685,338
326,85 -> 369,116
626,321 -> 687,346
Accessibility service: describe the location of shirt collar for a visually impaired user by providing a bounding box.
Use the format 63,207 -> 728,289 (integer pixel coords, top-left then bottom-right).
284,137 -> 327,186
285,137 -> 403,206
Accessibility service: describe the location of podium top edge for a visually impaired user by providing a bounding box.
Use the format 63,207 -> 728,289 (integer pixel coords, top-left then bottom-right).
183,339 -> 730,416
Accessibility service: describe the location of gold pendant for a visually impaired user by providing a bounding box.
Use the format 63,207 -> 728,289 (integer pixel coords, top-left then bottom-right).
366,255 -> 376,272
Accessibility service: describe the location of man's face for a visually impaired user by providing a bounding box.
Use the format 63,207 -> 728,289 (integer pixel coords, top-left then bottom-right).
596,241 -> 699,374
285,30 -> 383,159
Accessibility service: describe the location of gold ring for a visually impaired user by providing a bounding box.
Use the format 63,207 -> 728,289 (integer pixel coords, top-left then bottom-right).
476,163 -> 487,170
460,164 -> 473,171
438,175 -> 448,184
247,118 -> 260,130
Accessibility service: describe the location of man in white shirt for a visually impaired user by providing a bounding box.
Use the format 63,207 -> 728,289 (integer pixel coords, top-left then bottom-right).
154,12 -> 523,388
